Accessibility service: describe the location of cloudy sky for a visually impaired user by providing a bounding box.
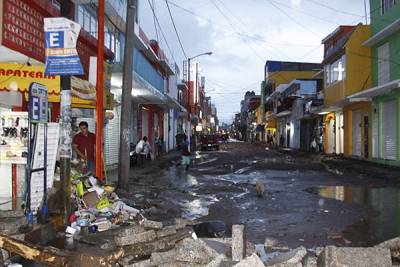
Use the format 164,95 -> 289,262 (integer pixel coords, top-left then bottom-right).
138,0 -> 370,123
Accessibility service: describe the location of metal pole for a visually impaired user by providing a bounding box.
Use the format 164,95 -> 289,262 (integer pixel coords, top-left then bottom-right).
118,0 -> 135,189
363,0 -> 368,24
187,58 -> 191,151
60,1 -> 72,225
95,0 -> 104,181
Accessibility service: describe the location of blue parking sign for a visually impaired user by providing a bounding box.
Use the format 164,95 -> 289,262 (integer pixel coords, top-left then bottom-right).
29,83 -> 48,123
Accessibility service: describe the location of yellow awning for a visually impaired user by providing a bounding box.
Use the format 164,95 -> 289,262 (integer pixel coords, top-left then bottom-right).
0,62 -> 96,108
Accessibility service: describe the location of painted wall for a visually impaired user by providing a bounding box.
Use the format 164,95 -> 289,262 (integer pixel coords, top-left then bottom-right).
369,0 -> 400,87
324,80 -> 345,106
345,25 -> 372,96
369,0 -> 400,34
324,25 -> 372,107
267,71 -> 318,91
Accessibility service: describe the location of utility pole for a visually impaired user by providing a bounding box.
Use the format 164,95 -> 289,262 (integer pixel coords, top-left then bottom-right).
60,1 -> 72,224
187,58 -> 191,150
118,0 -> 136,189
363,0 -> 368,25
95,0 -> 104,181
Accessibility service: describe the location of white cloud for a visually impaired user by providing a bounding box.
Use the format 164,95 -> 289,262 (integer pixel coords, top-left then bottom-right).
138,0 -> 368,123
291,0 -> 302,7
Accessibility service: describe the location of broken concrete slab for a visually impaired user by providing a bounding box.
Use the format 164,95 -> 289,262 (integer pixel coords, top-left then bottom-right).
201,238 -> 231,256
141,219 -> 163,230
150,250 -> 176,265
376,236 -> 400,261
115,230 -> 157,246
156,226 -> 177,238
0,217 -> 27,235
207,254 -> 229,267
303,256 -> 317,267
0,210 -> 24,218
158,262 -> 203,267
265,246 -> 307,267
175,237 -> 220,265
233,253 -> 265,267
264,237 -> 278,250
117,225 -> 146,237
123,228 -> 192,260
232,225 -> 245,261
317,246 -> 392,267
120,258 -> 152,267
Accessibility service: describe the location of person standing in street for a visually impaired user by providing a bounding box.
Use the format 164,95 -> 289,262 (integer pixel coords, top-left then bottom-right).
181,136 -> 191,171
318,132 -> 324,153
73,121 -> 96,174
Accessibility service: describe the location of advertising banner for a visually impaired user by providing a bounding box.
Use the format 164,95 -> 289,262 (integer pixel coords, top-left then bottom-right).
44,17 -> 83,76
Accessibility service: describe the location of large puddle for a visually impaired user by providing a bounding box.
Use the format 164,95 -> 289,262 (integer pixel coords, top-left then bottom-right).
308,185 -> 400,245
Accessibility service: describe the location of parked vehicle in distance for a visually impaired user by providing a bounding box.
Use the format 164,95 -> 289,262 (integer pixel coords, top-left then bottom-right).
200,134 -> 219,151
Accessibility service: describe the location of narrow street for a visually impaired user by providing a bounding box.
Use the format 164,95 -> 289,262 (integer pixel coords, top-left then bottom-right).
121,141 -> 400,249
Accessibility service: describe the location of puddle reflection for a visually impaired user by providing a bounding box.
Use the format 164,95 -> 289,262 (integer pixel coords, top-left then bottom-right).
308,185 -> 400,245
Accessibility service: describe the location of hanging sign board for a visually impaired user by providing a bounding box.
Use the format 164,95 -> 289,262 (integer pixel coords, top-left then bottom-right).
29,83 -> 48,123
44,17 -> 84,76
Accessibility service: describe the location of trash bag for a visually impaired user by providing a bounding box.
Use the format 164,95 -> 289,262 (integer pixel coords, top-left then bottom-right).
193,220 -> 231,238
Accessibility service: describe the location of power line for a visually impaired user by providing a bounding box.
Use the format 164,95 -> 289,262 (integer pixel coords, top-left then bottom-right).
265,0 -> 323,39
147,0 -> 177,63
266,0 -> 340,25
166,0 -> 319,49
165,0 -> 188,59
209,0 -> 265,61
152,0 -> 160,44
305,0 -> 364,18
215,0 -> 293,60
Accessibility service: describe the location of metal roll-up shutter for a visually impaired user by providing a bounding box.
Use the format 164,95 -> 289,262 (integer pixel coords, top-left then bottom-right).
104,107 -> 120,167
382,100 -> 397,160
352,110 -> 362,157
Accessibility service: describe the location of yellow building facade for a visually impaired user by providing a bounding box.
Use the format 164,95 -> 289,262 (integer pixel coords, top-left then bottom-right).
323,25 -> 371,158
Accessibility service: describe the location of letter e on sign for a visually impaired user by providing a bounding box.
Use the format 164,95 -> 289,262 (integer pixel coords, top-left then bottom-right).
45,31 -> 64,48
29,82 -> 48,123
31,96 -> 40,121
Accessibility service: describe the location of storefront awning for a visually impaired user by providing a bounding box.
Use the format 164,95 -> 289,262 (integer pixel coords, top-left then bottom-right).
0,62 -> 98,108
165,93 -> 187,112
111,69 -> 167,105
276,110 -> 291,117
347,79 -> 400,100
363,18 -> 400,47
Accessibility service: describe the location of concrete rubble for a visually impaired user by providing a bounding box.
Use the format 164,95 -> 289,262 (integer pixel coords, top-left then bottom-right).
317,246 -> 392,267
265,246 -> 307,267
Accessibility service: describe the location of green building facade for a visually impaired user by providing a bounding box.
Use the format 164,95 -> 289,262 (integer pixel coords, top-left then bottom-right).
348,1 -> 400,166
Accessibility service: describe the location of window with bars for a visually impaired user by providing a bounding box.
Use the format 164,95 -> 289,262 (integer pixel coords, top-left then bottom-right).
381,0 -> 396,15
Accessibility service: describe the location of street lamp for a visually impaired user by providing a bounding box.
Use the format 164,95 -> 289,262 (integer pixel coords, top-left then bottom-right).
186,51 -> 212,151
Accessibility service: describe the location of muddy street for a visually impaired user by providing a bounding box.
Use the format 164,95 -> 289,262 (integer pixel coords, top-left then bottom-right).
125,141 -> 400,249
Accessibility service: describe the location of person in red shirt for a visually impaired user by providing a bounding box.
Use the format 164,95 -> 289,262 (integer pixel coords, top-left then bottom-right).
73,121 -> 96,173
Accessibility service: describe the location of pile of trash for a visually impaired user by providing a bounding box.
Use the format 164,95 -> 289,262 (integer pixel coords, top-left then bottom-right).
67,174 -> 142,237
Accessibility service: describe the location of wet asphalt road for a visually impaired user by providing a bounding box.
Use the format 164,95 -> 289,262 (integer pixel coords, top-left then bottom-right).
125,141 -> 400,249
